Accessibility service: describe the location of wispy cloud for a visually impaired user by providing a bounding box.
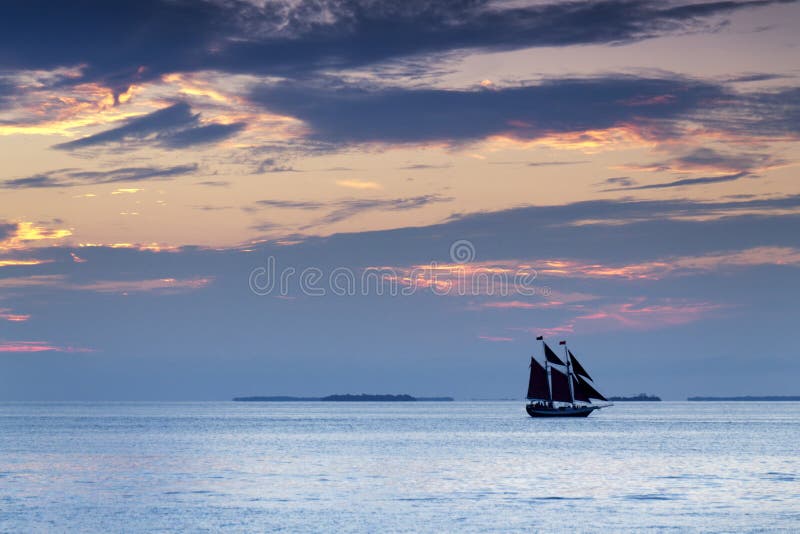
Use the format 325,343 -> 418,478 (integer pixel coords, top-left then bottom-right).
607,147 -> 789,190
398,164 -> 451,170
0,340 -> 94,353
2,164 -> 198,189
312,195 -> 453,226
610,171 -> 751,191
530,297 -> 724,336
73,277 -> 213,295
252,194 -> 453,226
477,335 -> 514,342
257,158 -> 299,173
336,179 -> 381,190
52,102 -> 244,150
0,308 -> 30,322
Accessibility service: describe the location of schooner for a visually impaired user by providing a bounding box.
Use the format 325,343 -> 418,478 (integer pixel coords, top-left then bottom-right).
526,336 -> 611,417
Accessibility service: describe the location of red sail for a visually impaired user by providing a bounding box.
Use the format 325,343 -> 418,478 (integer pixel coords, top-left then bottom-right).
550,367 -> 572,402
544,343 -> 566,366
527,357 -> 550,401
575,374 -> 607,401
568,350 -> 593,381
572,376 -> 591,402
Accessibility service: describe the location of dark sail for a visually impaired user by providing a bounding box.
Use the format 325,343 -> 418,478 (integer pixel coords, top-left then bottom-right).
572,377 -> 591,402
550,367 -> 572,402
568,350 -> 593,381
527,357 -> 550,400
575,375 -> 607,401
544,343 -> 566,366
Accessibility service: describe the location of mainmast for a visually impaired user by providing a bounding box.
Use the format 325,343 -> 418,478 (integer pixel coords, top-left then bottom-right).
560,340 -> 576,406
536,335 -> 553,405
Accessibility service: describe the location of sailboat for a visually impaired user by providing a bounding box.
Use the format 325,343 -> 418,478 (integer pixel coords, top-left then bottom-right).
526,336 -> 611,418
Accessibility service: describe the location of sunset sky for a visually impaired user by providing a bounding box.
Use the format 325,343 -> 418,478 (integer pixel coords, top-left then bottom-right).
1,0 -> 799,399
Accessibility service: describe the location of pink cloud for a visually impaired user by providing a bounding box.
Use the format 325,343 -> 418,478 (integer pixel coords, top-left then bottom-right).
0,340 -> 95,353
526,297 -> 723,336
480,300 -> 564,310
370,247 -> 800,296
75,277 -> 213,294
478,335 -> 514,342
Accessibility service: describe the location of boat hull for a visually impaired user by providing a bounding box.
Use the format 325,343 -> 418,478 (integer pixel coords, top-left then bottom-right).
526,404 -> 598,418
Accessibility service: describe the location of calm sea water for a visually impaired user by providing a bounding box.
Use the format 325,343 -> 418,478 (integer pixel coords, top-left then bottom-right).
0,401 -> 798,532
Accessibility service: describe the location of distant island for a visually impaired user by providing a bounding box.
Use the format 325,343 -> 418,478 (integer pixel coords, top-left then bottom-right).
687,396 -> 800,401
233,394 -> 454,402
608,393 -> 661,401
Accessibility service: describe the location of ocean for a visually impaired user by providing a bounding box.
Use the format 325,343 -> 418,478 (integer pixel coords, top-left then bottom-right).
1,401 -> 798,532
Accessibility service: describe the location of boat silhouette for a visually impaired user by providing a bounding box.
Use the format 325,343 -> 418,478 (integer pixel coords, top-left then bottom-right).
526,336 -> 611,418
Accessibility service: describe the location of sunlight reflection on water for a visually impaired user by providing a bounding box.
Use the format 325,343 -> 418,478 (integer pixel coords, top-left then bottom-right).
0,401 -> 798,531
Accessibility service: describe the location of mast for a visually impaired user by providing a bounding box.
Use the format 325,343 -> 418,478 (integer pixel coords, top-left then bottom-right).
536,335 -> 553,406
560,340 -> 575,406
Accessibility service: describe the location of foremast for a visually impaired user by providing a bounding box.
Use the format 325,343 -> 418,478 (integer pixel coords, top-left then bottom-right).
560,340 -> 576,406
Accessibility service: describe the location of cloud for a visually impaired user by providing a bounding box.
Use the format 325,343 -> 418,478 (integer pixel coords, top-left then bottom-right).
599,176 -> 637,188
313,194 -> 453,225
1,164 -> 198,189
0,0 -> 789,93
0,221 -> 71,250
336,179 -> 381,190
0,308 -> 30,322
398,164 -> 451,170
257,158 -> 299,173
52,102 -> 244,150
73,277 -> 212,294
613,171 -> 751,190
255,199 -> 325,210
477,335 -> 514,342
0,340 -> 94,353
250,75 -> 724,145
53,102 -> 197,149
531,297 -> 724,335
251,194 -> 453,226
606,147 -> 791,190
620,147 -> 787,175
672,148 -> 785,173
526,161 -> 588,167
159,122 -> 246,149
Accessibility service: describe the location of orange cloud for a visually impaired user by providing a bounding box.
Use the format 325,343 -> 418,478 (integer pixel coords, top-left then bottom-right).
0,221 -> 72,251
486,124 -> 657,153
70,252 -> 87,263
0,258 -> 50,268
0,81 -> 144,137
0,309 -> 30,322
336,179 -> 381,190
77,242 -> 179,252
0,275 -> 65,289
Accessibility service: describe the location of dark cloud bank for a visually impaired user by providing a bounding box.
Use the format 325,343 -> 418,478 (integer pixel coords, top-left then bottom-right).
2,0 -> 791,94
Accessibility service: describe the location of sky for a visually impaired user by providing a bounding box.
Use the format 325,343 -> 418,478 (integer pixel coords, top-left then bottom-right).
1,0 -> 799,400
